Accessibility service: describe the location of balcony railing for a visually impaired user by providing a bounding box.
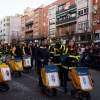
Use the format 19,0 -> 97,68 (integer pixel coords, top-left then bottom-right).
56,4 -> 76,14
25,29 -> 33,33
25,20 -> 33,26
56,17 -> 76,26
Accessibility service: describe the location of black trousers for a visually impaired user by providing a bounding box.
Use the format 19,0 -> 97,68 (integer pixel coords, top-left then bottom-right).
63,68 -> 69,89
31,56 -> 33,68
37,67 -> 43,86
57,65 -> 63,85
35,58 -> 37,68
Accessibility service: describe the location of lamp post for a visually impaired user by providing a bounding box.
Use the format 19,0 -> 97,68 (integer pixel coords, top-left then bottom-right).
47,16 -> 50,44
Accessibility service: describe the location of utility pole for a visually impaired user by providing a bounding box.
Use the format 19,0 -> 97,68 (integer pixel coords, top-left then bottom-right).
86,0 -> 89,45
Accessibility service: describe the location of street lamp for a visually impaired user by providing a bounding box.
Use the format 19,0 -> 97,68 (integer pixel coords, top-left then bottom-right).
47,16 -> 51,44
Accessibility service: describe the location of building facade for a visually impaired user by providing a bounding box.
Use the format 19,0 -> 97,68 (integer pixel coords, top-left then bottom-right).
21,6 -> 44,43
0,14 -> 22,44
33,5 -> 43,42
21,0 -> 100,45
56,0 -> 76,44
92,0 -> 100,44
21,7 -> 34,43
43,0 -> 76,44
75,0 -> 93,45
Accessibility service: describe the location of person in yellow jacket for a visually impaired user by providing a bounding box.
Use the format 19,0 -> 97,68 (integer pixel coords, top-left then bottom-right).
59,39 -> 80,93
12,41 -> 25,59
50,40 -> 64,87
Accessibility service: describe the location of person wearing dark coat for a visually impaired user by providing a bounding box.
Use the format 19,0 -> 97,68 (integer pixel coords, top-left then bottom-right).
24,43 -> 31,55
35,38 -> 51,87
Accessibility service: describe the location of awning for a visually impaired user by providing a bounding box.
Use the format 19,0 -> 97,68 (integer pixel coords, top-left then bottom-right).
61,13 -> 67,17
70,9 -> 77,13
57,15 -> 61,18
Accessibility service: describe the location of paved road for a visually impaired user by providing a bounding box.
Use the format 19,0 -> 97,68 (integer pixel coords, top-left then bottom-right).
0,66 -> 100,100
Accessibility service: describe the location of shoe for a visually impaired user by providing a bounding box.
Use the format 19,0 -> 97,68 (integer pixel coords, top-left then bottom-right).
64,88 -> 68,93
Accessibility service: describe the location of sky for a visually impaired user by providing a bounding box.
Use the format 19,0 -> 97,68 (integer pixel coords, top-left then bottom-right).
0,0 -> 57,19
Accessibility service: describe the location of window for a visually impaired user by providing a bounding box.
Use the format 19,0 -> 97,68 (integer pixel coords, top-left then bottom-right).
78,21 -> 88,30
93,20 -> 97,26
44,22 -> 46,26
49,19 -> 55,25
49,8 -> 56,15
4,24 -> 5,26
80,10 -> 83,15
80,35 -> 85,41
87,34 -> 91,40
34,32 -> 38,36
7,18 -> 10,21
44,14 -> 46,17
59,6 -> 62,11
49,29 -> 55,35
65,2 -> 70,9
34,23 -> 38,27
95,33 -> 99,39
71,13 -> 76,17
4,19 -> 5,22
75,36 -> 78,41
93,5 -> 98,10
35,13 -> 38,18
84,8 -> 88,15
78,8 -> 88,16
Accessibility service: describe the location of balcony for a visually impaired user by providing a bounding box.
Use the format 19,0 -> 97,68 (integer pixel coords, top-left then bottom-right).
56,4 -> 76,14
56,17 -> 76,26
25,29 -> 33,33
25,20 -> 33,26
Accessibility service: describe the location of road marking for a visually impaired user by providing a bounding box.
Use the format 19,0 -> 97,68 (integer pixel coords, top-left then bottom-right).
22,73 -> 78,98
22,73 -> 39,81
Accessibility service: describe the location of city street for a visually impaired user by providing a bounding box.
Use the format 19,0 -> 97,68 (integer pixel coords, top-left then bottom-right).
0,64 -> 100,100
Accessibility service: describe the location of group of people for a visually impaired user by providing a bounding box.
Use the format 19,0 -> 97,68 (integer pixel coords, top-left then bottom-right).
77,44 -> 100,70
35,38 -> 80,95
0,38 -> 99,95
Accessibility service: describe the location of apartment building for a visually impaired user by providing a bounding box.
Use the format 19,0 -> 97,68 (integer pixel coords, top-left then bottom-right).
33,5 -> 43,42
43,0 -> 76,44
21,0 -> 100,45
43,1 -> 58,42
21,7 -> 34,43
92,0 -> 100,44
56,0 -> 76,44
0,14 -> 22,44
75,0 -> 93,45
21,6 -> 44,43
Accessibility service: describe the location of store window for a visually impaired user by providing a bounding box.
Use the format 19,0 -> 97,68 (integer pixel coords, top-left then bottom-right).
80,35 -> 85,41
75,36 -> 78,41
